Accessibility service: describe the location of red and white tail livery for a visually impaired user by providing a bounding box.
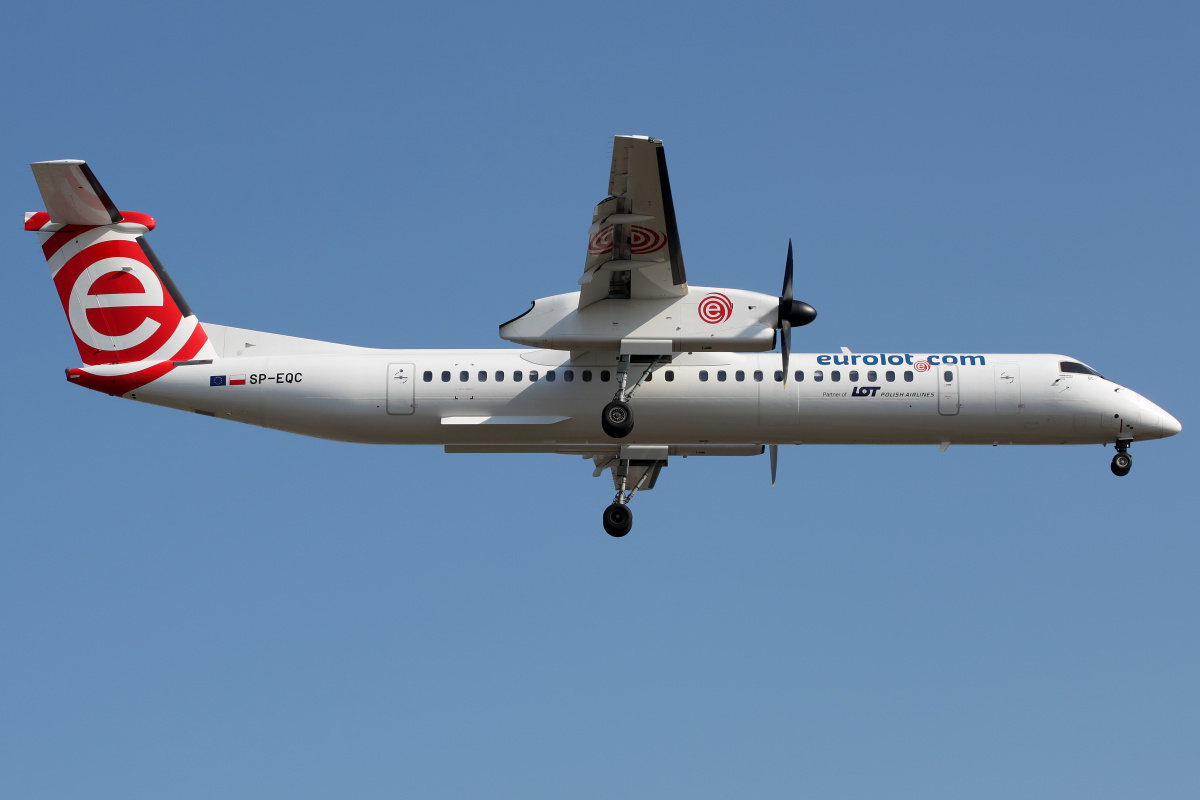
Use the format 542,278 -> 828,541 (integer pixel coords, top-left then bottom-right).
28,160 -> 214,395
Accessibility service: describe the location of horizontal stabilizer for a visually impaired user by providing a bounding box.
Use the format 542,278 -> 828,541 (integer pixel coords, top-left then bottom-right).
31,160 -> 121,225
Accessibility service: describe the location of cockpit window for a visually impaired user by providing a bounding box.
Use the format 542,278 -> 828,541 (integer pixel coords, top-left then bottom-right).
1060,361 -> 1103,378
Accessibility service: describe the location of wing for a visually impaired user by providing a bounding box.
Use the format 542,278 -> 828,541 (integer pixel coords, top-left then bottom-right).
577,136 -> 688,307
443,444 -> 763,493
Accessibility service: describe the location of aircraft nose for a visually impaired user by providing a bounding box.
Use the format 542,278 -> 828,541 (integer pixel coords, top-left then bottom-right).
1162,411 -> 1182,438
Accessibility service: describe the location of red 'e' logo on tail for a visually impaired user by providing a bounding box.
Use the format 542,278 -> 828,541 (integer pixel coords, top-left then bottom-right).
54,238 -> 186,365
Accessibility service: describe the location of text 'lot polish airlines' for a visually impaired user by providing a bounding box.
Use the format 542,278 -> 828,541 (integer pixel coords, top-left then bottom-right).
27,137 -> 1181,536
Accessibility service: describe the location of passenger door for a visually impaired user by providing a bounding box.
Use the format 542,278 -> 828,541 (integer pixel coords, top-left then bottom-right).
386,363 -> 415,415
938,365 -> 960,416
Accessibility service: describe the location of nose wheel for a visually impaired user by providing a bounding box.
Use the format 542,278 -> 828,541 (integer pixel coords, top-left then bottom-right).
1110,439 -> 1132,476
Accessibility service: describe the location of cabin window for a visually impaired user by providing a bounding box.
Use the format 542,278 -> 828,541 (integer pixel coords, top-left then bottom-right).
423,370 -> 433,382
529,370 -> 538,382
795,370 -> 804,382
943,370 -> 953,383
753,370 -> 763,382
700,370 -> 709,382
904,371 -> 914,382
582,370 -> 592,382
665,370 -> 675,382
1060,361 -> 1103,377
459,370 -> 469,382
774,370 -> 784,382
600,370 -> 611,382
545,370 -> 556,382
513,370 -> 523,382
867,370 -> 877,382
735,370 -> 745,382
564,370 -> 574,382
495,371 -> 504,382
478,370 -> 487,382
813,370 -> 823,382
441,371 -> 451,382
831,371 -> 841,382
885,370 -> 895,382
718,370 -> 727,382
849,370 -> 859,382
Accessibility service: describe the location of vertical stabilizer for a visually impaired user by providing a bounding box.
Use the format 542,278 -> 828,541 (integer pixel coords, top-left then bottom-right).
26,160 -> 215,395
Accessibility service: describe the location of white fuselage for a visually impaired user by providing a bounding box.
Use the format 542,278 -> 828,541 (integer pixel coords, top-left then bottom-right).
120,325 -> 1178,450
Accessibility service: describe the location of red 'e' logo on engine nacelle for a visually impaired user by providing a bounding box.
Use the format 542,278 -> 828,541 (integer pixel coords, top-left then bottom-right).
698,292 -> 734,325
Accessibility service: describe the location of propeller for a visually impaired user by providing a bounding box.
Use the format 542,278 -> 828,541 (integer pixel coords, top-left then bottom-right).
777,239 -> 817,383
770,444 -> 778,488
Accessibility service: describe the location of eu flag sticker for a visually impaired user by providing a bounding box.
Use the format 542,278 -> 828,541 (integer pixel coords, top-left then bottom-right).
210,375 -> 227,387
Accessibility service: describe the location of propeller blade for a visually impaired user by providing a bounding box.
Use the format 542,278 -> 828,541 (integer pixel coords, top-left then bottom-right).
781,321 -> 791,384
781,239 -> 793,301
770,444 -> 778,488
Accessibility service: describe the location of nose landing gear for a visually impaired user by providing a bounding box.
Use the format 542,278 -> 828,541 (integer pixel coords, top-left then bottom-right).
1110,439 -> 1133,476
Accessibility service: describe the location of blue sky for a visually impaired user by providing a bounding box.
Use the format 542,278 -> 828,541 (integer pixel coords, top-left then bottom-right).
2,1 -> 1197,797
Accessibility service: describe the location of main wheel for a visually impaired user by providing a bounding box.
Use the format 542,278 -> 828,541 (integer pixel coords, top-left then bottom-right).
602,503 -> 634,537
601,401 -> 635,438
1111,452 -> 1132,477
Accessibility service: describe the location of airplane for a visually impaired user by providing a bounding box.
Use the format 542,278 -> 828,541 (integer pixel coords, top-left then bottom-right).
26,136 -> 1182,537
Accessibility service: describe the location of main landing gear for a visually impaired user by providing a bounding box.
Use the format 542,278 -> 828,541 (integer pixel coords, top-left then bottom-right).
601,401 -> 633,439
603,502 -> 633,537
1110,438 -> 1133,477
599,455 -> 666,537
600,355 -> 665,439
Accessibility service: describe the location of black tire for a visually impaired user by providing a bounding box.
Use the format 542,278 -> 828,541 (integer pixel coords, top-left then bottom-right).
602,503 -> 634,537
601,401 -> 635,438
1111,452 -> 1132,477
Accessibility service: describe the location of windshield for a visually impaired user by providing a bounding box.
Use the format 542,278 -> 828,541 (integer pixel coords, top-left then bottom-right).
1059,361 -> 1104,378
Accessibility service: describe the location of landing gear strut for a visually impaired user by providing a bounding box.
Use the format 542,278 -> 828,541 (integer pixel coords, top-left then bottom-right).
1111,439 -> 1133,477
601,456 -> 664,537
600,355 -> 665,439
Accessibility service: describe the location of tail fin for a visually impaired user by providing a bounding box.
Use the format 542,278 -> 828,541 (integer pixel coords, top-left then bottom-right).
26,160 -> 214,376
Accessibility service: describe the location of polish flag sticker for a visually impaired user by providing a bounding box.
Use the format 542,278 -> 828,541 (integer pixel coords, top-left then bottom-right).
230,374 -> 247,385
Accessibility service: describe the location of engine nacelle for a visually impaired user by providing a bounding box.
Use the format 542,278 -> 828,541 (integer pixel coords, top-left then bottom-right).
499,287 -> 779,352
